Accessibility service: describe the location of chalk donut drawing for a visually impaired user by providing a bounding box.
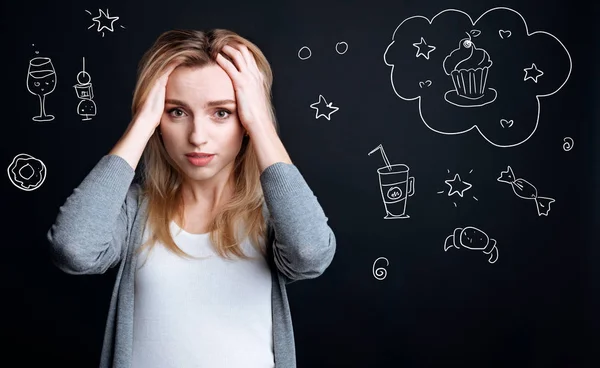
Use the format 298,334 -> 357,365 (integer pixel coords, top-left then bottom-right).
298,46 -> 312,60
7,153 -> 47,191
86,9 -> 126,37
310,95 -> 339,120
27,56 -> 56,122
372,257 -> 389,280
383,7 -> 572,148
335,42 -> 349,55
368,144 -> 415,219
74,57 -> 97,121
497,165 -> 555,216
444,226 -> 499,264
563,137 -> 574,151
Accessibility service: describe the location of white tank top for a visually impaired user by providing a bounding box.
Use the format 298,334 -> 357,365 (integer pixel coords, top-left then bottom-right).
131,220 -> 274,368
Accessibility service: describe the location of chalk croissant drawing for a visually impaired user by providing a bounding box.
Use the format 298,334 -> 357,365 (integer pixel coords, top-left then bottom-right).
372,257 -> 389,280
27,56 -> 56,122
7,153 -> 47,191
86,9 -> 126,37
368,144 -> 415,219
310,95 -> 339,120
74,57 -> 97,121
497,166 -> 555,216
383,7 -> 572,148
444,226 -> 499,264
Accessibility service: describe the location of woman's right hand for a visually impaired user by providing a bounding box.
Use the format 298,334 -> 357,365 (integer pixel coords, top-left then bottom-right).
133,63 -> 179,130
109,63 -> 179,170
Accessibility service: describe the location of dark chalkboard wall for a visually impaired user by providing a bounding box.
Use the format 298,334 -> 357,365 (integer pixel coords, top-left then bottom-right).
3,0 -> 599,366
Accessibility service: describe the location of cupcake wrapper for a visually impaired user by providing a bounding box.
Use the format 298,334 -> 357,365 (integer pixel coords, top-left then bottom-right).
451,67 -> 489,98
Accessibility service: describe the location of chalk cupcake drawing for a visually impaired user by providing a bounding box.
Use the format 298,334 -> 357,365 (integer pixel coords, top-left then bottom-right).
497,165 -> 554,216
383,7 -> 572,148
444,226 -> 499,264
443,33 -> 496,107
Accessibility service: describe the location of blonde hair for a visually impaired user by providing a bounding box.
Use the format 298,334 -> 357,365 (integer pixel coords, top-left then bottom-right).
132,29 -> 277,260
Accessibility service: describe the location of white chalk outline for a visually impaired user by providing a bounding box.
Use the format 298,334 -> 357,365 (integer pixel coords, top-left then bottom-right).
563,137 -> 574,151
27,56 -> 56,122
444,226 -> 499,264
524,63 -> 544,83
372,257 -> 389,280
497,165 -> 555,216
500,118 -> 514,128
335,42 -> 349,55
499,29 -> 512,39
7,153 -> 47,191
412,37 -> 436,59
86,9 -> 125,37
74,57 -> 97,121
368,144 -> 415,220
445,173 -> 472,197
309,94 -> 339,120
298,46 -> 312,60
419,80 -> 432,88
383,7 -> 573,148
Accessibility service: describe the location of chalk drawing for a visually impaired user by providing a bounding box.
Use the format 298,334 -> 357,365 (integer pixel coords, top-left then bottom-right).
27,56 -> 56,122
372,257 -> 389,280
383,7 -> 572,147
368,144 -> 414,219
86,9 -> 126,37
444,226 -> 499,264
7,153 -> 47,191
74,57 -> 97,121
310,94 -> 339,120
497,165 -> 555,216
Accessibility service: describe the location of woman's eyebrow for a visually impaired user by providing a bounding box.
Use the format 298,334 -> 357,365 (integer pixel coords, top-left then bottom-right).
165,99 -> 190,109
205,99 -> 236,107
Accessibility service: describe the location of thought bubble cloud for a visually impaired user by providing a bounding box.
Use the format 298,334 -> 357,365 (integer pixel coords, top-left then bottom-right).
383,7 -> 572,147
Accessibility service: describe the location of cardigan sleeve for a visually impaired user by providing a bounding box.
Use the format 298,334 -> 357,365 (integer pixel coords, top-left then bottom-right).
46,154 -> 137,275
260,162 -> 336,283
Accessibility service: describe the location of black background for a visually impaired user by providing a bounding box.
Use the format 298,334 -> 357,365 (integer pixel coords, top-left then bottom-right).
3,0 -> 598,366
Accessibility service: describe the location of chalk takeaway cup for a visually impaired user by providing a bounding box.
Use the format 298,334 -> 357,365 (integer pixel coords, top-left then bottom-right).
377,164 -> 414,219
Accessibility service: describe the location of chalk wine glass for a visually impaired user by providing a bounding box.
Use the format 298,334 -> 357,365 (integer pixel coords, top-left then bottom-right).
27,57 -> 56,122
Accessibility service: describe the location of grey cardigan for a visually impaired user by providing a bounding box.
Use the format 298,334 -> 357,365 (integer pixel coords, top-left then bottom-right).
47,154 -> 336,368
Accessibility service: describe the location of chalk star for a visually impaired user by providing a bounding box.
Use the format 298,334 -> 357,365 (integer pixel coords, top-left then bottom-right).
445,174 -> 472,197
524,63 -> 544,83
310,95 -> 339,120
91,9 -> 119,34
412,37 -> 436,60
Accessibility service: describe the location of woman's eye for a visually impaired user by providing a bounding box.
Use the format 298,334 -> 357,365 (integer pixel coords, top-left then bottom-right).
215,109 -> 231,119
167,108 -> 185,118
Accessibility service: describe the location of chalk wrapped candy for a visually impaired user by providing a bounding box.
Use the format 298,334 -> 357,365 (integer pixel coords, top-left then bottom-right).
497,166 -> 555,216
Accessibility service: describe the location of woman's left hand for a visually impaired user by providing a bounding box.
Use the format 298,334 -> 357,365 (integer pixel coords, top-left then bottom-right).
216,44 -> 273,135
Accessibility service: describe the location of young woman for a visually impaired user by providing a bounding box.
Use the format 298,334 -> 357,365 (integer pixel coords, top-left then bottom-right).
47,29 -> 336,368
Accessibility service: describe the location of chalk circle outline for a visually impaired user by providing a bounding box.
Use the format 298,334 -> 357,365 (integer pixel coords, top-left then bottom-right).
335,41 -> 348,54
7,153 -> 47,191
298,46 -> 312,60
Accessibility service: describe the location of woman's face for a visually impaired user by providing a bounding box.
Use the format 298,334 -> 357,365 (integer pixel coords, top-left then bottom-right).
160,64 -> 245,184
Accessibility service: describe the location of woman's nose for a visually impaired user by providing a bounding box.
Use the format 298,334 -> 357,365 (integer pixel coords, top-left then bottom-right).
189,119 -> 209,146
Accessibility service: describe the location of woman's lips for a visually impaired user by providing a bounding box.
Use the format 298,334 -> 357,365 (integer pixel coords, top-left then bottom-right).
186,154 -> 214,166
